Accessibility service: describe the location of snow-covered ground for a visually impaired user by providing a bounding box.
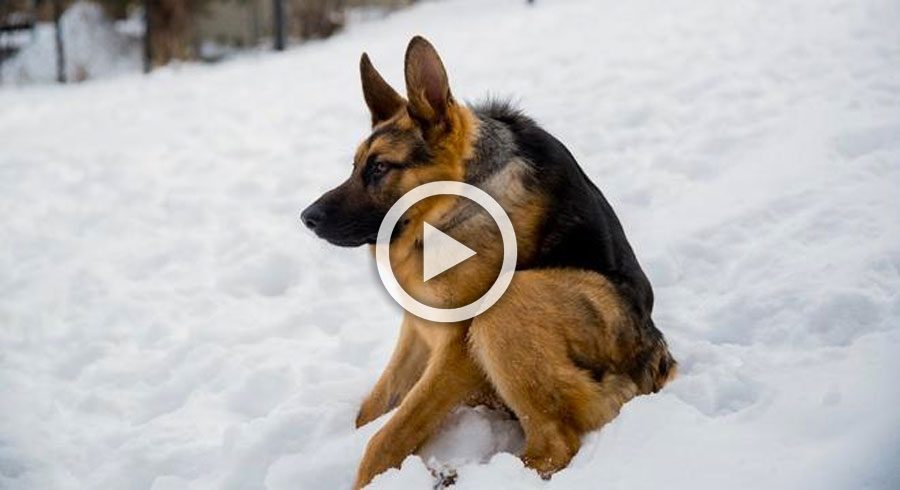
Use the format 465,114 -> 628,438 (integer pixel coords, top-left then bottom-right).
1,0 -> 899,488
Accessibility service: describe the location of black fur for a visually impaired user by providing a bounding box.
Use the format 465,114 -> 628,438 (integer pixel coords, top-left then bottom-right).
472,99 -> 659,337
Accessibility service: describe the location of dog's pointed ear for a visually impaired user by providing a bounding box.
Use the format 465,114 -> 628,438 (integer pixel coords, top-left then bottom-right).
404,36 -> 453,128
360,53 -> 405,126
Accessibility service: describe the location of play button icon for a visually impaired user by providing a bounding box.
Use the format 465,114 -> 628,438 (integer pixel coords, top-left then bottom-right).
422,222 -> 477,282
375,181 -> 518,323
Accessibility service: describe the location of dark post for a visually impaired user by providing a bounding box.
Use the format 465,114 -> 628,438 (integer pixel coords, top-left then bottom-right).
52,0 -> 65,83
143,0 -> 152,72
273,0 -> 285,51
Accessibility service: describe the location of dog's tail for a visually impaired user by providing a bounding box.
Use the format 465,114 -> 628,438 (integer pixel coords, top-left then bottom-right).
651,339 -> 678,392
630,326 -> 678,394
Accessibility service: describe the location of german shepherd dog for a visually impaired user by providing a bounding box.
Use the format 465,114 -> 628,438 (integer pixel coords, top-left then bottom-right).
301,36 -> 676,488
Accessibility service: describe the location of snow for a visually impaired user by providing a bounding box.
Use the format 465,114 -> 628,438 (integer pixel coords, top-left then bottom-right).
1,0 -> 899,488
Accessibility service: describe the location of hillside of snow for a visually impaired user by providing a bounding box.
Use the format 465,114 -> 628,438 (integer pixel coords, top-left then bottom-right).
1,0 -> 899,488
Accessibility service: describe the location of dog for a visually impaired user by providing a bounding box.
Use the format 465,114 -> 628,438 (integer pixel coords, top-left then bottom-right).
301,36 -> 676,489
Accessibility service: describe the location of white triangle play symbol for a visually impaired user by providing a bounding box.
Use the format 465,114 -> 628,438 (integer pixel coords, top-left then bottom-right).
422,222 -> 477,282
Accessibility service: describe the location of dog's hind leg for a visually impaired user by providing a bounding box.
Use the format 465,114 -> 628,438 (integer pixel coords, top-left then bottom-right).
356,314 -> 430,427
467,270 -> 641,478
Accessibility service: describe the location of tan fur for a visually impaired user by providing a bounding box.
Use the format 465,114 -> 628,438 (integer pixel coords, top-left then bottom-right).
355,315 -> 430,428
350,99 -> 667,490
346,37 -> 675,489
354,318 -> 487,489
468,270 -> 644,476
354,269 -> 668,488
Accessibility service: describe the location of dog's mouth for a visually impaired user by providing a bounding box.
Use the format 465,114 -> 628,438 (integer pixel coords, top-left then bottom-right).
319,220 -> 409,247
322,234 -> 376,248
301,200 -> 410,248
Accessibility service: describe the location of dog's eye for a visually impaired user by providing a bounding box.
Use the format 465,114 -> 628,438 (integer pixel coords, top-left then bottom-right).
364,160 -> 390,184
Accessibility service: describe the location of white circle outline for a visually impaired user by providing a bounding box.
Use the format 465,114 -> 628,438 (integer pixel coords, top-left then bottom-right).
375,181 -> 517,323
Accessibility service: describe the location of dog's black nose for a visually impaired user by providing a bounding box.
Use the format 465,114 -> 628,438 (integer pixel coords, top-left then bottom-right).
301,205 -> 325,231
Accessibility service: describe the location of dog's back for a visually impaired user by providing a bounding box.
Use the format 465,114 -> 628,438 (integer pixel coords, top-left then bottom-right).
468,99 -> 675,393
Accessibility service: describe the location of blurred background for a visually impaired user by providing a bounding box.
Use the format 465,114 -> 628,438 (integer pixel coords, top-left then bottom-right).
1,0 -> 898,488
0,0 -> 419,84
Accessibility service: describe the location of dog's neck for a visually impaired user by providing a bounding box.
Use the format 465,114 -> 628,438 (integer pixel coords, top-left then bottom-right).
463,115 -> 518,185
405,107 -> 543,258
377,107 -> 546,310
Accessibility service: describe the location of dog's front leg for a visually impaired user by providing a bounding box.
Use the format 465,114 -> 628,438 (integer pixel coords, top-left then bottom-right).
356,315 -> 430,427
354,325 -> 484,489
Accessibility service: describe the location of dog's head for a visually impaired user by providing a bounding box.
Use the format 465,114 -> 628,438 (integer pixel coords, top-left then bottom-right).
301,36 -> 475,247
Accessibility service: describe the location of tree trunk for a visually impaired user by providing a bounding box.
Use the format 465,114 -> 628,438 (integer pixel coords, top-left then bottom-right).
147,0 -> 193,66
